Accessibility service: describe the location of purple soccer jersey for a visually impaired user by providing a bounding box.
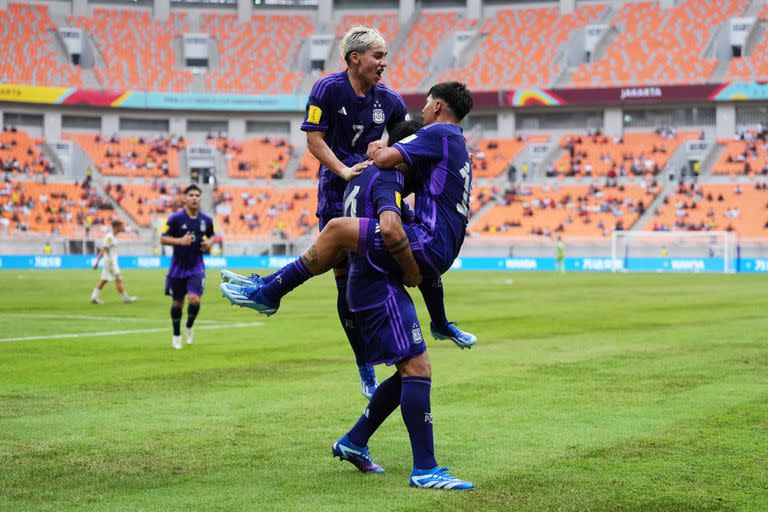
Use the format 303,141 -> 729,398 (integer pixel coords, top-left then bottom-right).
394,123 -> 472,273
302,71 -> 409,223
162,209 -> 214,278
342,166 -> 407,312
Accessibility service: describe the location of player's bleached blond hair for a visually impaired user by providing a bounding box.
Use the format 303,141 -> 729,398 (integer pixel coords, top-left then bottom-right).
339,25 -> 386,64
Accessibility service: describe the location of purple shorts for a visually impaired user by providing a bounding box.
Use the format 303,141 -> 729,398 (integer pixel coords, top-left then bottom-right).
165,274 -> 205,300
317,173 -> 345,231
353,285 -> 427,366
356,218 -> 441,280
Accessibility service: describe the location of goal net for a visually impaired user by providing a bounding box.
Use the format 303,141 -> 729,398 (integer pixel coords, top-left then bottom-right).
610,231 -> 736,273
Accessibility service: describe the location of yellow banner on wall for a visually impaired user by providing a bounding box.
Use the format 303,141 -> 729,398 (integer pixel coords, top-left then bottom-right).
0,84 -> 71,104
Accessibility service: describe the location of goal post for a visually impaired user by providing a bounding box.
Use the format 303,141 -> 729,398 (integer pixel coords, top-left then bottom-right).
610,231 -> 737,273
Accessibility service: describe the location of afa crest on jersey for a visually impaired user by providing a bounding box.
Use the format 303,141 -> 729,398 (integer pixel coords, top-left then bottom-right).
372,108 -> 385,124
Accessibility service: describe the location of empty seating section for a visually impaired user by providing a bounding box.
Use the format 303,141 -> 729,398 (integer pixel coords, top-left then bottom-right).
70,9 -> 192,92
0,3 -> 82,87
296,150 -> 321,180
0,180 -> 117,236
443,4 -> 604,91
648,183 -> 768,237
474,136 -> 549,179
213,186 -> 317,239
712,137 -> 768,176
201,13 -> 311,94
472,185 -> 655,237
571,0 -> 748,87
387,13 -> 476,91
0,130 -> 55,175
554,131 -> 695,177
68,133 -> 184,178
104,182 -> 183,228
725,5 -> 768,82
212,137 -> 293,179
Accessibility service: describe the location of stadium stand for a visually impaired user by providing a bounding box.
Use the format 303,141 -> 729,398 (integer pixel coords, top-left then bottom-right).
0,179 -> 117,236
712,132 -> 768,176
336,14 -> 400,53
472,136 -> 549,179
649,182 -> 768,237
69,9 -> 192,92
0,3 -> 82,88
210,136 -> 293,180
443,3 -> 605,90
553,130 -> 697,178
471,183 -> 657,237
725,5 -> 768,82
213,185 -> 317,239
67,133 -> 184,178
104,181 -> 183,228
201,13 -> 311,94
0,129 -> 56,176
387,13 -> 477,91
296,150 -> 320,180
571,0 -> 749,87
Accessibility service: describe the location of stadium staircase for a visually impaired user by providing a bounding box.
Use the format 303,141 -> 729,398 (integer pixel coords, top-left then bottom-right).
629,179 -> 675,231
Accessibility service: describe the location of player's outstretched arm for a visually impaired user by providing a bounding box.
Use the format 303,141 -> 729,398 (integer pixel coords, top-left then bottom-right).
370,146 -> 404,170
379,211 -> 421,287
161,232 -> 192,247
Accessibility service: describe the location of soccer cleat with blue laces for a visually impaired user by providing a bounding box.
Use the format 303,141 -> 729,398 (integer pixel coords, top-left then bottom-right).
410,466 -> 474,490
332,434 -> 384,473
358,365 -> 378,401
221,269 -> 265,287
220,282 -> 279,316
430,322 -> 477,349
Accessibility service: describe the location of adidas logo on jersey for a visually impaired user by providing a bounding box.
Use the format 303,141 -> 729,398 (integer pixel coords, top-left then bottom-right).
338,107 -> 347,115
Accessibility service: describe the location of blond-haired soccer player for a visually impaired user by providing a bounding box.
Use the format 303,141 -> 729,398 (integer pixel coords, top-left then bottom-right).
91,219 -> 137,304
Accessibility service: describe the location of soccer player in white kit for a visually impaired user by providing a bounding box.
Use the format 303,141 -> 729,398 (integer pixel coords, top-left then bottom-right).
90,219 -> 137,304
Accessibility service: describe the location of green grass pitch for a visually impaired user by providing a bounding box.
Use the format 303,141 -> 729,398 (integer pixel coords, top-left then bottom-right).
1,269 -> 767,511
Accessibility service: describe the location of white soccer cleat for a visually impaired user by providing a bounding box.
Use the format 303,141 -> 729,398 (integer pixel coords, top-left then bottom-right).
172,335 -> 183,350
185,327 -> 194,345
123,295 -> 137,304
90,296 -> 103,305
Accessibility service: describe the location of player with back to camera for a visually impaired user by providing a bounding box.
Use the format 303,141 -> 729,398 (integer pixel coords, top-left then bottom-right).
221,27 -> 476,400
161,184 -> 214,350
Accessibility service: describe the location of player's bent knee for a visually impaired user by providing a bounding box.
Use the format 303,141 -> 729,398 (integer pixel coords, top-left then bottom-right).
187,294 -> 201,305
397,352 -> 432,378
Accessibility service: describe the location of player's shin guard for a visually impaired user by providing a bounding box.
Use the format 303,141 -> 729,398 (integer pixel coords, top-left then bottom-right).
336,275 -> 367,367
170,305 -> 182,336
186,303 -> 200,328
401,376 -> 437,470
419,277 -> 448,330
348,373 -> 402,447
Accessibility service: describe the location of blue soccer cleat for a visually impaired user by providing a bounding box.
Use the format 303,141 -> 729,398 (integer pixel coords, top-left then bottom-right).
220,282 -> 279,316
221,269 -> 265,287
410,466 -> 475,490
332,434 -> 384,473
430,322 -> 477,349
358,365 -> 378,401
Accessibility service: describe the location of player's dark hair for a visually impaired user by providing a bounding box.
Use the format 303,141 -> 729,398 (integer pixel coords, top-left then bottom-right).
427,82 -> 473,121
184,183 -> 201,195
387,119 -> 423,146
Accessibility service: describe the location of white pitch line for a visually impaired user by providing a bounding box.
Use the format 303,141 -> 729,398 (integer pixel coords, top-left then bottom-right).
0,322 -> 264,343
1,313 -> 149,322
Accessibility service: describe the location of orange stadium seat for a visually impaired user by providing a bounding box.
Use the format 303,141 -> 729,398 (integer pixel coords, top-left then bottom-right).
211,137 -> 293,180
0,129 -> 56,175
648,183 -> 768,237
571,0 -> 749,87
67,133 -> 184,178
104,182 -> 183,228
0,180 -> 119,236
725,5 -> 768,82
69,9 -> 192,92
336,14 -> 400,50
471,184 -> 657,238
213,186 -> 318,240
0,3 -> 82,87
712,136 -> 768,176
473,136 -> 549,179
553,131 -> 697,177
296,150 -> 321,180
442,4 -> 604,90
201,13 -> 312,94
387,13 -> 476,91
